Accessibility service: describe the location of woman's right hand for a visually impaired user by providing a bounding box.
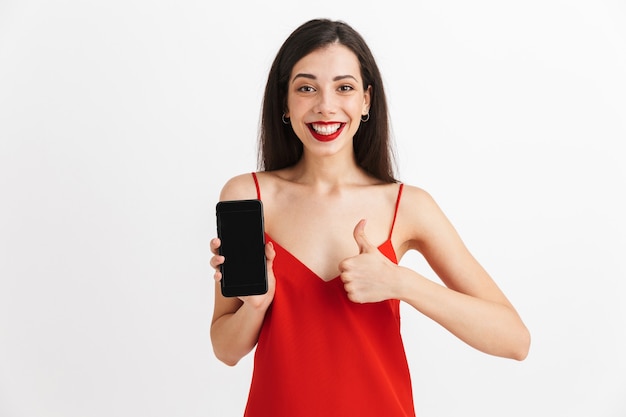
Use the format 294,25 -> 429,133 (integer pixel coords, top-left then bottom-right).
210,237 -> 276,310
210,237 -> 276,365
209,237 -> 226,282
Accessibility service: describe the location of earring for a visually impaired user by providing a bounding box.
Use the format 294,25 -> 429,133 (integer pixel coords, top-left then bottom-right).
361,113 -> 370,122
282,114 -> 290,125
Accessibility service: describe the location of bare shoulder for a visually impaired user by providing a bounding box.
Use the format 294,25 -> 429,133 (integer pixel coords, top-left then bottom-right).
220,170 -> 291,202
395,183 -> 454,252
219,173 -> 258,201
399,183 -> 440,214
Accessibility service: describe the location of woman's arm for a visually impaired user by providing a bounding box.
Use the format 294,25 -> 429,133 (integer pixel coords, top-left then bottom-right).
398,186 -> 530,360
210,240 -> 275,366
394,265 -> 530,360
209,174 -> 276,366
339,185 -> 530,360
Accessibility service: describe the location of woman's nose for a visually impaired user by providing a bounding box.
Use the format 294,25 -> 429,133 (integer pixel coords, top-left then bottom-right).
313,88 -> 337,116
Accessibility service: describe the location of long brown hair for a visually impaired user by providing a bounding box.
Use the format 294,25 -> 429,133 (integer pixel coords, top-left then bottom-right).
258,19 -> 397,183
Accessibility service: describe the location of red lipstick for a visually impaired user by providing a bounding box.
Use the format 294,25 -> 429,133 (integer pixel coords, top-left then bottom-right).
307,122 -> 346,142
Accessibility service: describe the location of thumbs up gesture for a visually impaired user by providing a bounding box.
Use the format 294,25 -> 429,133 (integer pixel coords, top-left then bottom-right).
339,219 -> 398,303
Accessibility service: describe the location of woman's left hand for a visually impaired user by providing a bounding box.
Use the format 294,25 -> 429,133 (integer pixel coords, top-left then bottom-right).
338,219 -> 400,303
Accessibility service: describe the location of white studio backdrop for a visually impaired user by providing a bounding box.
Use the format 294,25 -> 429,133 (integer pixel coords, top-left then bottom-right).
1,1 -> 625,416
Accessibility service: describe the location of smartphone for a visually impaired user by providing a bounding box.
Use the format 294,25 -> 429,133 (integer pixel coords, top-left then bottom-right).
216,199 -> 268,297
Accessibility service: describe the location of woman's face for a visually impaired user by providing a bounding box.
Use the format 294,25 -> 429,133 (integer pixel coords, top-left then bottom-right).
285,43 -> 370,158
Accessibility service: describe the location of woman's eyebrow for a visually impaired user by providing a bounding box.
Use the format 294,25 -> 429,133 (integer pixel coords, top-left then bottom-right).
291,73 -> 358,83
333,75 -> 358,82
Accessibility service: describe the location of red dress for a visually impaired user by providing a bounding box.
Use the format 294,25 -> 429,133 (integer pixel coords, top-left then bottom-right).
244,173 -> 415,417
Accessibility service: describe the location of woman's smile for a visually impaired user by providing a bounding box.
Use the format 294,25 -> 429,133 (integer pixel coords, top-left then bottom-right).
307,121 -> 346,142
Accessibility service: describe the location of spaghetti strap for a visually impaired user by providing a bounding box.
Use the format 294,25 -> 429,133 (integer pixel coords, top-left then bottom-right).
388,183 -> 404,240
251,172 -> 262,200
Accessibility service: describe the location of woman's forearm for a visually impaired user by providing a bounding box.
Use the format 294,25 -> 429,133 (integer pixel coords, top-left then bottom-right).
210,302 -> 268,366
394,265 -> 530,360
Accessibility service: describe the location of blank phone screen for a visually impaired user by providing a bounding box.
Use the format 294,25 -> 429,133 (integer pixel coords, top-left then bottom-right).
217,200 -> 267,296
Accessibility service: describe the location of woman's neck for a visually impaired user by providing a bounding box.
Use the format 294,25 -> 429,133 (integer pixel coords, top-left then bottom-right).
287,152 -> 368,191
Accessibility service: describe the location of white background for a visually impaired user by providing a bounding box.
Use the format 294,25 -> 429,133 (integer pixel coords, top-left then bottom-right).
1,1 -> 625,416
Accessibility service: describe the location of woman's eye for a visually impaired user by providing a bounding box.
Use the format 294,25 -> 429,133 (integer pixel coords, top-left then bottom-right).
298,85 -> 315,93
338,85 -> 354,92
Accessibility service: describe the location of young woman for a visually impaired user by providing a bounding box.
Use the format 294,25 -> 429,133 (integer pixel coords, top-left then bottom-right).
210,18 -> 530,417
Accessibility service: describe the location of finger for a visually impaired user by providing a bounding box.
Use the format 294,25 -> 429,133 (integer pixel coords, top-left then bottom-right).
210,255 -> 225,269
353,218 -> 375,253
210,237 -> 221,255
265,243 -> 276,290
265,241 -> 275,258
265,242 -> 275,264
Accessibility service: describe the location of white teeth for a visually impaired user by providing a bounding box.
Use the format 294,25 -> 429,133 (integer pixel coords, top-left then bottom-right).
311,123 -> 341,135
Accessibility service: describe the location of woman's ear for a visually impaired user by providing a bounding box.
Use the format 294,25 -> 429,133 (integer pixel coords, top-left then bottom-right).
363,85 -> 372,115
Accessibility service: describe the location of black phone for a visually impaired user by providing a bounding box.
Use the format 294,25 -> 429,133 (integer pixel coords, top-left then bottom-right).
215,199 -> 268,297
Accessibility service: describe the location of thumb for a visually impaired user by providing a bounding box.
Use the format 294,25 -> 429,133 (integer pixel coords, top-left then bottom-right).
353,219 -> 375,253
265,241 -> 276,263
